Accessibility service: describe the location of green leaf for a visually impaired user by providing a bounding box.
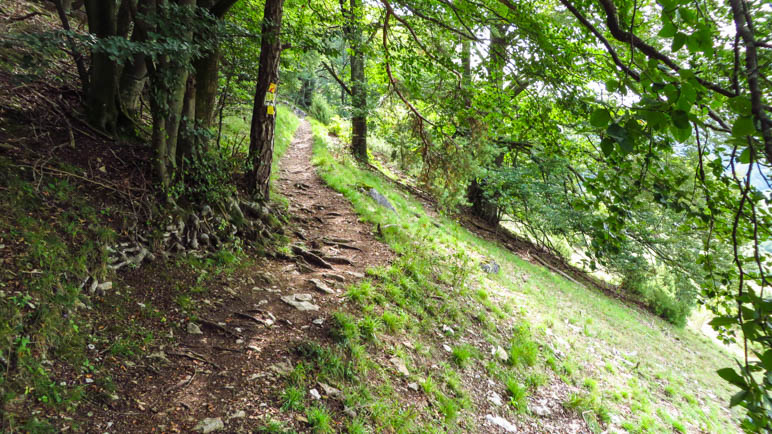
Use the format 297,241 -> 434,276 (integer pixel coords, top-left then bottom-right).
671,32 -> 687,51
663,84 -> 678,103
717,367 -> 747,388
709,316 -> 736,327
738,147 -> 751,164
618,136 -> 634,154
671,110 -> 690,129
606,123 -> 627,141
729,390 -> 747,407
686,34 -> 700,53
590,109 -> 612,127
731,117 -> 756,137
729,96 -> 752,115
761,350 -> 772,371
671,124 -> 692,142
678,82 -> 697,107
658,22 -> 677,38
605,80 -> 619,93
600,137 -> 614,157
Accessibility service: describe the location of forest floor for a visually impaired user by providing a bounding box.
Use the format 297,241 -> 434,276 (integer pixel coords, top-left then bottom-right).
67,120 -> 399,432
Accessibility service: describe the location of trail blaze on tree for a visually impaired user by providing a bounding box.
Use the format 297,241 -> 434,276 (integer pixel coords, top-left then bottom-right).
248,0 -> 285,199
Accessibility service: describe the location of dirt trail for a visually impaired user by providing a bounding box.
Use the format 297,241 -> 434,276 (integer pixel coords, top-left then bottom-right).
86,120 -> 392,433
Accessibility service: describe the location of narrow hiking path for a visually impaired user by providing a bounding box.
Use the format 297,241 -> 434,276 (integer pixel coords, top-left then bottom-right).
81,120 -> 393,433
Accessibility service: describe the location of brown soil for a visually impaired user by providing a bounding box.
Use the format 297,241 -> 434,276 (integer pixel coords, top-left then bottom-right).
69,120 -> 394,433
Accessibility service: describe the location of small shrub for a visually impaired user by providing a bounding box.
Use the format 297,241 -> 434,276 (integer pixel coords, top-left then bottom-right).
358,315 -> 380,342
505,377 -> 528,413
306,405 -> 334,433
310,94 -> 333,125
331,312 -> 360,344
280,386 -> 304,411
451,344 -> 478,368
381,310 -> 405,333
508,323 -> 538,367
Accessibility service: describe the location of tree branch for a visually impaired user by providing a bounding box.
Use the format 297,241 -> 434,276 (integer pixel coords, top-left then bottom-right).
728,0 -> 772,165
321,60 -> 352,96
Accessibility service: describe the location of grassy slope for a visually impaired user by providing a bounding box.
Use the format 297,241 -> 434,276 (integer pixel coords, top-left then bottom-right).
0,106 -> 299,431
276,118 -> 742,433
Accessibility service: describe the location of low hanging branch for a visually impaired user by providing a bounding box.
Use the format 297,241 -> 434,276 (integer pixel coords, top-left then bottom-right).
320,61 -> 352,96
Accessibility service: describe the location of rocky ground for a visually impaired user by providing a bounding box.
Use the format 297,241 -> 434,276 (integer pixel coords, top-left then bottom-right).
73,120 -> 397,433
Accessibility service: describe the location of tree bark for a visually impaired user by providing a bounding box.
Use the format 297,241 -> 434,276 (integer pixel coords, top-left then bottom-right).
345,0 -> 367,162
53,0 -> 89,96
193,49 -> 220,130
247,0 -> 285,199
84,0 -> 120,133
163,0 -> 196,166
468,24 -> 508,225
118,0 -> 152,129
177,74 -> 198,163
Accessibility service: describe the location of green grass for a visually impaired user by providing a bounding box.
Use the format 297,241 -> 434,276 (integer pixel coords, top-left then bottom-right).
304,119 -> 742,432
451,344 -> 478,368
306,405 -> 334,433
280,386 -> 305,411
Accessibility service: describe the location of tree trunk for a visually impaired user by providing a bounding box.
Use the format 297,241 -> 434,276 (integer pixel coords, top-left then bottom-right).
163,0 -> 195,167
177,75 -> 198,163
467,25 -> 508,225
247,0 -> 285,199
194,48 -> 219,130
345,0 -> 367,162
84,0 -> 120,133
118,0 -> 151,130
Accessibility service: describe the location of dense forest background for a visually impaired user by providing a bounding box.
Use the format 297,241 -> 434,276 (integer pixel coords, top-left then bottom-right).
0,0 -> 770,431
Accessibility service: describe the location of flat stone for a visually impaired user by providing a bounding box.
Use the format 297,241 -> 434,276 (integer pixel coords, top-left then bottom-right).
281,294 -> 319,311
96,281 -> 113,291
194,417 -> 224,433
322,273 -> 345,282
187,322 -> 203,335
493,345 -> 509,363
443,344 -> 452,353
148,351 -> 170,364
368,188 -> 397,212
407,382 -> 419,391
487,391 -> 504,406
227,410 -> 246,420
318,382 -> 342,398
481,261 -> 500,274
312,318 -> 325,325
344,271 -> 365,279
309,388 -> 321,400
309,279 -> 334,294
390,357 -> 409,376
269,361 -> 293,376
531,403 -> 552,417
485,415 -> 517,432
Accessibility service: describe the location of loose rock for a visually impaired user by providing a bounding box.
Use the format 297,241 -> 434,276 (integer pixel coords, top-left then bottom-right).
481,261 -> 500,274
493,345 -> 509,363
187,322 -> 203,335
485,415 -> 517,432
281,294 -> 320,311
309,278 -> 335,294
194,417 -> 224,433
309,388 -> 321,400
487,391 -> 504,407
390,357 -> 409,376
368,188 -> 397,212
